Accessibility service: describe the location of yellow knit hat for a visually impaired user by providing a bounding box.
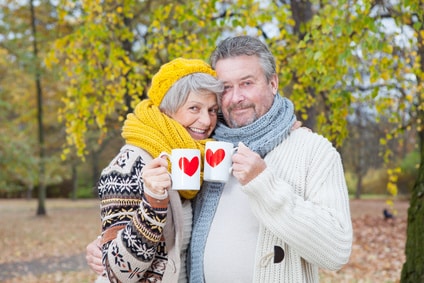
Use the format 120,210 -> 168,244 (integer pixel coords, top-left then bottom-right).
148,58 -> 217,106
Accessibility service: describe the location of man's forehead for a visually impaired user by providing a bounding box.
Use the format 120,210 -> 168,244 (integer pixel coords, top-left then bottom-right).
218,74 -> 256,84
217,69 -> 263,84
215,55 -> 264,82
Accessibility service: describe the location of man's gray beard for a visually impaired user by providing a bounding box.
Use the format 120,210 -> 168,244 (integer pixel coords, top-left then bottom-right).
226,112 -> 258,128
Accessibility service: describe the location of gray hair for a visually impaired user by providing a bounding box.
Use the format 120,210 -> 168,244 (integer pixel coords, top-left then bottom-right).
209,35 -> 276,83
159,73 -> 223,115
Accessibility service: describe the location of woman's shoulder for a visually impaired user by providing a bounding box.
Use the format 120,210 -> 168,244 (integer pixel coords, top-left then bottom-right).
118,144 -> 153,161
101,144 -> 153,175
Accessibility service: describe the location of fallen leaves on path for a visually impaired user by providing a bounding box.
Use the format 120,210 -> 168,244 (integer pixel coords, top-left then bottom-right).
0,198 -> 409,283
320,203 -> 407,283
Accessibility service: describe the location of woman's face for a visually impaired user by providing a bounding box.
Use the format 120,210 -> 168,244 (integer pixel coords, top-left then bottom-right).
171,91 -> 219,140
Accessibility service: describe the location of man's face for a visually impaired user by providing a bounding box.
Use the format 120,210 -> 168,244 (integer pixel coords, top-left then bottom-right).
215,55 -> 278,128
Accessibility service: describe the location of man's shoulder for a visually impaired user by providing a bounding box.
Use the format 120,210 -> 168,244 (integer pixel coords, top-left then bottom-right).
279,128 -> 338,155
289,128 -> 332,144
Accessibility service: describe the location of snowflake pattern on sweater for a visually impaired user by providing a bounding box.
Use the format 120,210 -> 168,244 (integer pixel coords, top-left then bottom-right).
98,145 -> 169,282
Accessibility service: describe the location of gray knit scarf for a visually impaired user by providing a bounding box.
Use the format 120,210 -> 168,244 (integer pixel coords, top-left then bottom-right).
188,94 -> 296,282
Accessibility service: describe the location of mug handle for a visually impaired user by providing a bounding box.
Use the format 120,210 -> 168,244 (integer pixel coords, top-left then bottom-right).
229,147 -> 238,173
159,151 -> 170,159
158,152 -> 173,187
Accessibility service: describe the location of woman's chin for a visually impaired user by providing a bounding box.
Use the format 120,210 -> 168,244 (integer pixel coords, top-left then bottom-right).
188,131 -> 208,141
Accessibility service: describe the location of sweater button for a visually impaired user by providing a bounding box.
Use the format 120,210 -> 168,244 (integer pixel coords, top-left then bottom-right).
274,245 -> 285,263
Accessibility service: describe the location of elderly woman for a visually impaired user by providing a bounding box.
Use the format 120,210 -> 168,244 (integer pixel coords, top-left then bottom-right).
93,58 -> 223,283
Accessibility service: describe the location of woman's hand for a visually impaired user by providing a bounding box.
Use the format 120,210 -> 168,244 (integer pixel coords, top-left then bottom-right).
142,156 -> 172,196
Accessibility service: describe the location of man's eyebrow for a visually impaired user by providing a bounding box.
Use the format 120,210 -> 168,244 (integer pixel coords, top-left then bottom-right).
221,75 -> 255,84
240,75 -> 255,81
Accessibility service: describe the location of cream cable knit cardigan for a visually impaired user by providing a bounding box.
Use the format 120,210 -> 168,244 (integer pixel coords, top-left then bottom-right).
241,128 -> 352,282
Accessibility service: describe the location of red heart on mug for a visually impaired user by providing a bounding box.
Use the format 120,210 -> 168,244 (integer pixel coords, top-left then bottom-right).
178,156 -> 199,176
206,149 -> 226,167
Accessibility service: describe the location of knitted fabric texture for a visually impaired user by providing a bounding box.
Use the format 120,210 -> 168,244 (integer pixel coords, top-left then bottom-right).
122,99 -> 211,200
97,145 -> 185,282
98,146 -> 168,281
213,94 -> 296,157
148,57 -> 216,106
188,94 -> 297,282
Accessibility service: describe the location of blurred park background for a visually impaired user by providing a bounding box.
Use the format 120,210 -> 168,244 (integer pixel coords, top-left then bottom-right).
1,0 -> 423,282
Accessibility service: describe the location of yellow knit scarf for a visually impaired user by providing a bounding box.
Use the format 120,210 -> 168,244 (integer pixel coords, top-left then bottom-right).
122,99 -> 211,200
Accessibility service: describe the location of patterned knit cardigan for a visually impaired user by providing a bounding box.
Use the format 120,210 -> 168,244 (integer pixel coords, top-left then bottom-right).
97,145 -> 185,282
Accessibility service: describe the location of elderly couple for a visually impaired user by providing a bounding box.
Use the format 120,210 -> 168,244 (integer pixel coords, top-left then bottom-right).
85,35 -> 352,283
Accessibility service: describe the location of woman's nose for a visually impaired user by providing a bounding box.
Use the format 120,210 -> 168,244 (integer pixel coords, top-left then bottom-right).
198,111 -> 211,126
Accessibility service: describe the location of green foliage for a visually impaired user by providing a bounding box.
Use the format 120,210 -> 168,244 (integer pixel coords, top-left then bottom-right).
48,0 -> 227,158
74,187 -> 97,199
44,1 -> 424,202
362,168 -> 390,195
343,171 -> 357,195
0,46 -> 38,195
401,150 -> 420,173
398,149 -> 420,194
0,0 -> 420,187
0,0 -> 76,201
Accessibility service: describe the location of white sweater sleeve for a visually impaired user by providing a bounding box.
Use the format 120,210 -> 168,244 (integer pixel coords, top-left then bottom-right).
243,130 -> 352,271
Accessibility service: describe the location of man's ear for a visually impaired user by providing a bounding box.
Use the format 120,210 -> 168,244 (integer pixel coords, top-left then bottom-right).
270,73 -> 279,95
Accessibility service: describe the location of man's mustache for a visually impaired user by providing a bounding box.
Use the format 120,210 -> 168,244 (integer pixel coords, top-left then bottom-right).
228,103 -> 254,113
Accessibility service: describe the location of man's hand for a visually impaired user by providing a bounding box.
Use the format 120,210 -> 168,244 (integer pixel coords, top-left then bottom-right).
232,142 -> 266,186
86,237 -> 104,275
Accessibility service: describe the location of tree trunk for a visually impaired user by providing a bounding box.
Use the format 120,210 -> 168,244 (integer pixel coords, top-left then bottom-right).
290,0 -> 313,39
26,184 -> 33,200
400,23 -> 424,283
355,173 -> 363,199
71,163 -> 77,200
30,0 -> 46,216
400,132 -> 424,282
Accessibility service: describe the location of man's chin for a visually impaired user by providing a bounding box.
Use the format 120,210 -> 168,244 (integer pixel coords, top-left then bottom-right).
227,108 -> 256,127
227,116 -> 255,128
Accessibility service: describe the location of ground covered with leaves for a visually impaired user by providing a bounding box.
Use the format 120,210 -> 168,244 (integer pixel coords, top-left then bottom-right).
320,199 -> 408,283
0,198 -> 408,283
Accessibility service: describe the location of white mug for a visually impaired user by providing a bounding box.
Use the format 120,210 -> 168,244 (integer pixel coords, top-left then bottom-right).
204,141 -> 237,183
160,149 -> 201,190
